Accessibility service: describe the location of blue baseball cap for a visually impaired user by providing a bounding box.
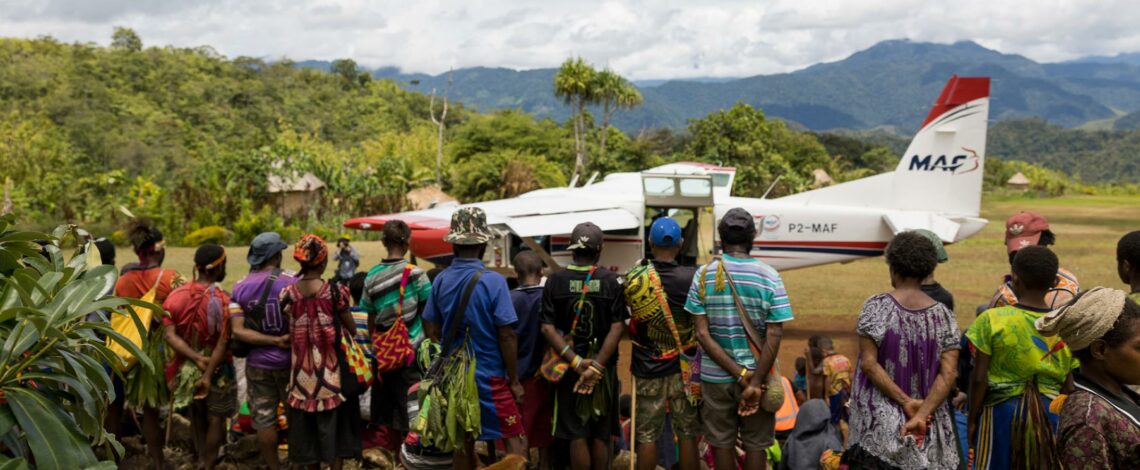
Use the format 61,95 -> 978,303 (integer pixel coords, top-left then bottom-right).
649,217 -> 683,248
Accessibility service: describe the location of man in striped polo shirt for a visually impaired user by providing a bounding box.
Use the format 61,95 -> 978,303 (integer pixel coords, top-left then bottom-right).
685,207 -> 793,470
361,220 -> 432,443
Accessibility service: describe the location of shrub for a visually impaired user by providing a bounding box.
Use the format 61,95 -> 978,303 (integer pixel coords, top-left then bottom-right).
182,225 -> 233,246
0,214 -> 157,467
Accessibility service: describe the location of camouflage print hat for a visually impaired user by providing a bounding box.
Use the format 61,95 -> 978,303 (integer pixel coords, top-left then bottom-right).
443,207 -> 493,245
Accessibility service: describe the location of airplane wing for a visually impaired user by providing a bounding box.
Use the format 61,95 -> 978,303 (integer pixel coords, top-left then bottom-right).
344,190 -> 641,235
504,208 -> 640,237
344,206 -> 459,231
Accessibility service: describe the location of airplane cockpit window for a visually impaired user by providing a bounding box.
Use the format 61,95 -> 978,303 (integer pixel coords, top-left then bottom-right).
643,177 -> 675,195
679,178 -> 712,197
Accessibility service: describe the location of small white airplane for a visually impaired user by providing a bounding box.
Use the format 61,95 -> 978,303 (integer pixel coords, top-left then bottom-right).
345,75 -> 991,275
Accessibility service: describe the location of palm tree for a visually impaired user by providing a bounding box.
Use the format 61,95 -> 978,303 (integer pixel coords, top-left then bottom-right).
593,69 -> 643,164
554,58 -> 596,184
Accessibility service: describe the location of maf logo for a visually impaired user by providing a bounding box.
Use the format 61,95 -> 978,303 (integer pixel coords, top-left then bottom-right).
907,147 -> 980,175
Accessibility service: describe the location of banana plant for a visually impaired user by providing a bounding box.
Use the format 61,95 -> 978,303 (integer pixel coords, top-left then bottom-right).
0,214 -> 155,469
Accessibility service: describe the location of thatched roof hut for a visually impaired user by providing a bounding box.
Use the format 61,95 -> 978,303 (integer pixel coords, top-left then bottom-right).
406,185 -> 458,210
268,172 -> 326,218
811,169 -> 835,188
1006,172 -> 1031,191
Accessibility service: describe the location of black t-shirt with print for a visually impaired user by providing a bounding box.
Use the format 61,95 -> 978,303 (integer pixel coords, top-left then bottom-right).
540,266 -> 628,368
627,260 -> 697,378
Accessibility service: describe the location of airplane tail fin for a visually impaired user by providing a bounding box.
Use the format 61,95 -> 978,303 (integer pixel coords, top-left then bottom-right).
780,75 -> 991,226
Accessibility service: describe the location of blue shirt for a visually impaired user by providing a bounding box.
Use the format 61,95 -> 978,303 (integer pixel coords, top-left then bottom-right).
511,285 -> 545,379
422,258 -> 518,381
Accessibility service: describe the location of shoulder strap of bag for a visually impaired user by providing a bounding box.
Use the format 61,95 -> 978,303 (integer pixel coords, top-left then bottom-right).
146,269 -> 166,297
718,257 -> 776,364
248,268 -> 280,323
395,263 -> 414,321
568,266 -> 597,335
643,261 -> 686,353
441,270 -> 484,352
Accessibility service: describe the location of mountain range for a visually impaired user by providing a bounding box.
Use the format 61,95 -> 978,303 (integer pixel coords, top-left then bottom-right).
300,39 -> 1140,132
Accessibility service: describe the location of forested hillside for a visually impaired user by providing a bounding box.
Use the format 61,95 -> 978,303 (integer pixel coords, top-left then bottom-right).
2,31 -> 888,243
343,40 -> 1140,132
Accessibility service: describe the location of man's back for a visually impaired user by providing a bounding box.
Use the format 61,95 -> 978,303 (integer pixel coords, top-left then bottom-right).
422,258 -> 517,380
540,266 -> 627,367
231,270 -> 298,370
362,260 -> 431,344
684,255 -> 793,383
625,260 -> 696,378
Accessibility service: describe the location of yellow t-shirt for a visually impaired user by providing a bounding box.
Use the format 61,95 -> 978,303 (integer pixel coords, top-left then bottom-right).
966,305 -> 1078,405
822,353 -> 852,397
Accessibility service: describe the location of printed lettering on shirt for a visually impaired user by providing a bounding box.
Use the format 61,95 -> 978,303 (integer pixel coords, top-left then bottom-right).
568,279 -> 601,293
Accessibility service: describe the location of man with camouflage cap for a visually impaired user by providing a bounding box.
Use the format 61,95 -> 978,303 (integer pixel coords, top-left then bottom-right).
422,207 -> 526,468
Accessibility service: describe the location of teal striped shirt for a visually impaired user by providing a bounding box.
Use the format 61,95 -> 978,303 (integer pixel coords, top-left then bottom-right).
684,255 -> 793,383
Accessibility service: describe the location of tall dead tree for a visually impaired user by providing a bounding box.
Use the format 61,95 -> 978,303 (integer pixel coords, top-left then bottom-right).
429,70 -> 453,185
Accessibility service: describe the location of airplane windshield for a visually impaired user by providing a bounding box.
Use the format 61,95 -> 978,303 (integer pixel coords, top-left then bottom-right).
679,178 -> 712,197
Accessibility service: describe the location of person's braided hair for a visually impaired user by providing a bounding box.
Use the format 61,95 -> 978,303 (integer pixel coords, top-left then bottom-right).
885,231 -> 938,280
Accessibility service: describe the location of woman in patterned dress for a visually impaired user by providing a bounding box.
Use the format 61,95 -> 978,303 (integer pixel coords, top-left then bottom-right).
282,234 -> 361,469
842,232 -> 963,469
1039,288 -> 1140,469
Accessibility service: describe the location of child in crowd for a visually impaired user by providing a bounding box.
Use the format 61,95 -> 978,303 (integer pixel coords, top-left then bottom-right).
967,245 -> 1077,469
792,357 -> 808,405
817,336 -> 852,441
509,250 -> 552,469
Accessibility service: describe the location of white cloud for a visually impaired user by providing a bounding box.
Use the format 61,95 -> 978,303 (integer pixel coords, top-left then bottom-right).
1,0 -> 1138,79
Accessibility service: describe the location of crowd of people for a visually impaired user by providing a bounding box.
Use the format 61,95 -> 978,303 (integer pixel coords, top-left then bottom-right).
92,206 -> 1140,470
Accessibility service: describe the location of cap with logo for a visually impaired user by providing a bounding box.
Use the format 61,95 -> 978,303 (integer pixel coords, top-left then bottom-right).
913,229 -> 949,264
1005,211 -> 1050,254
443,207 -> 493,245
649,217 -> 683,248
567,222 -> 604,252
247,232 -> 289,266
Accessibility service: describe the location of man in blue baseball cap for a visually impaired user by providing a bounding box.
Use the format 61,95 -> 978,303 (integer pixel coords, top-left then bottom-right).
623,216 -> 700,470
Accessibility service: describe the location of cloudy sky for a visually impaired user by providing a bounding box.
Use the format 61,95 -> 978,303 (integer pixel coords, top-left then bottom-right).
2,0 -> 1138,79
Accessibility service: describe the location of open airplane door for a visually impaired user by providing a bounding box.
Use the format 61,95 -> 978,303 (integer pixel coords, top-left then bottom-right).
643,173 -> 715,266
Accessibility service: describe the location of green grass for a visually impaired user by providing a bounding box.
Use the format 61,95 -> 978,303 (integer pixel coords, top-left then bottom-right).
781,194 -> 1140,331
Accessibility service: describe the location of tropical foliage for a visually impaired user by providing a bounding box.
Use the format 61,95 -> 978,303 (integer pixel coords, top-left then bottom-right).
0,215 -> 153,469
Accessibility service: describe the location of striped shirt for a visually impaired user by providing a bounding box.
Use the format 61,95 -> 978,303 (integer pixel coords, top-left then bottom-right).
684,255 -> 793,383
361,260 -> 432,346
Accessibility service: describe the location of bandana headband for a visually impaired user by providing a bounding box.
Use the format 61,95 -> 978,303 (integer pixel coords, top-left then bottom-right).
203,249 -> 226,270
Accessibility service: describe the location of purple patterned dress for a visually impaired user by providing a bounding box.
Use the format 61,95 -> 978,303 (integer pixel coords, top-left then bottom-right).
846,294 -> 962,469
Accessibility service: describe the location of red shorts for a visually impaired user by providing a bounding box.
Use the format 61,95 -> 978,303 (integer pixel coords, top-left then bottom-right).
482,377 -> 525,441
521,377 -> 554,448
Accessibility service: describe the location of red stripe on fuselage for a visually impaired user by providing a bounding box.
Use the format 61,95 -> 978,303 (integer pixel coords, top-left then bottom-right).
753,241 -> 888,249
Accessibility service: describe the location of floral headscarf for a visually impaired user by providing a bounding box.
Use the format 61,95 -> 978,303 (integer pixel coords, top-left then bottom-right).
293,234 -> 328,268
